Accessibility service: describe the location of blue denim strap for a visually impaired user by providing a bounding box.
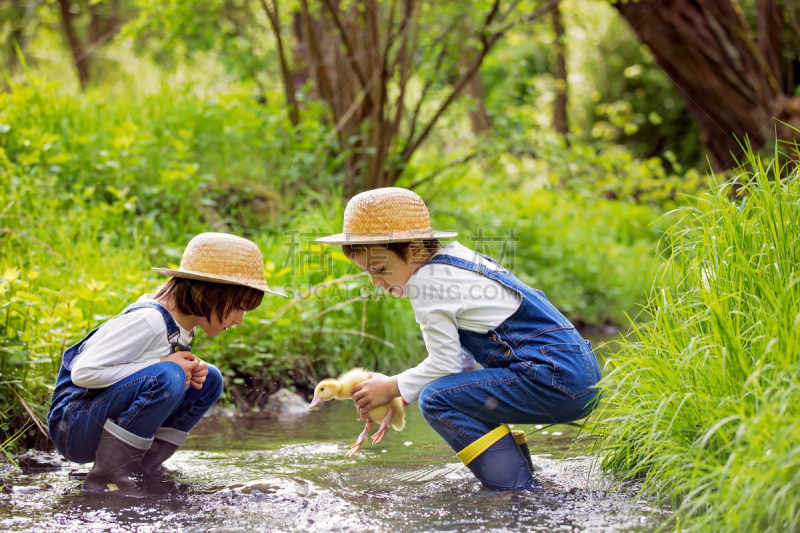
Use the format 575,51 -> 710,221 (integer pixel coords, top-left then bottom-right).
427,252 -> 508,278
123,301 -> 194,352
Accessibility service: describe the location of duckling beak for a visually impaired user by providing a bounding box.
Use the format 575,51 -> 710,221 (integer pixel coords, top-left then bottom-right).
309,396 -> 323,409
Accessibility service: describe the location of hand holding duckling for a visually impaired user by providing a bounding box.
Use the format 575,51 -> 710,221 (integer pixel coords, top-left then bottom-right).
352,373 -> 400,413
310,368 -> 405,456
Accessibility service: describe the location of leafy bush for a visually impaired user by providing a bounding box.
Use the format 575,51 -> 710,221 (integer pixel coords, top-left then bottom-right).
593,149 -> 800,532
0,75 -> 419,445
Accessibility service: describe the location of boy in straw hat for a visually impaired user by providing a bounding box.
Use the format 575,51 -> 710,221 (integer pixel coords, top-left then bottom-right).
47,233 -> 284,493
317,187 -> 601,491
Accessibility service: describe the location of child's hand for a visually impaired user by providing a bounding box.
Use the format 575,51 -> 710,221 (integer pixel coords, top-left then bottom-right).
189,359 -> 209,390
160,352 -> 199,387
353,373 -> 400,413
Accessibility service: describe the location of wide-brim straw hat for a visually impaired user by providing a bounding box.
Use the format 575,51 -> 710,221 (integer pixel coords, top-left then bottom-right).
153,232 -> 286,297
316,187 -> 457,245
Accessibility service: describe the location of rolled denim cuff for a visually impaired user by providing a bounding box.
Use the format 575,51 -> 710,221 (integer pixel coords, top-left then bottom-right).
104,419 -> 153,451
154,427 -> 189,447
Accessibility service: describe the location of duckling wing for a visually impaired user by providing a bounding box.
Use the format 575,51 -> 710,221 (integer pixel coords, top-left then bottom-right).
389,397 -> 406,431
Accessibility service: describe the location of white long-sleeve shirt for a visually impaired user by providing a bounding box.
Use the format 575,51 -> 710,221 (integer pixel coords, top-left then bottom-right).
70,295 -> 195,389
397,242 -> 521,403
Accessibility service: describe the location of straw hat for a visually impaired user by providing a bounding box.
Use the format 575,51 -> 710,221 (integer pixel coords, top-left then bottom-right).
153,233 -> 286,297
316,187 -> 457,245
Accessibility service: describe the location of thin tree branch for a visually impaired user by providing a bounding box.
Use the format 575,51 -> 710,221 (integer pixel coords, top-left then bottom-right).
74,22 -> 119,65
299,0 -> 336,113
490,0 -> 561,40
259,0 -> 300,126
303,291 -> 374,324
407,153 -> 478,190
404,16 -> 459,149
402,0 -> 560,164
319,0 -> 370,90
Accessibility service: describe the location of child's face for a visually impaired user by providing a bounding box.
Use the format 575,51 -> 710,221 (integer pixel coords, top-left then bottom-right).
351,246 -> 419,298
200,308 -> 246,337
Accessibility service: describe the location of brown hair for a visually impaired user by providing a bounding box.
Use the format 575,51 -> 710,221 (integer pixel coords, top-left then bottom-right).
341,239 -> 441,262
153,277 -> 264,322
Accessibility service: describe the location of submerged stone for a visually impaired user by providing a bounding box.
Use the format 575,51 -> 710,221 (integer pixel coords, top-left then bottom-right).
262,389 -> 311,416
16,450 -> 68,471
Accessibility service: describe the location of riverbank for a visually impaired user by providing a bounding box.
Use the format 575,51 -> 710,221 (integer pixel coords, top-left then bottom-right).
592,152 -> 800,532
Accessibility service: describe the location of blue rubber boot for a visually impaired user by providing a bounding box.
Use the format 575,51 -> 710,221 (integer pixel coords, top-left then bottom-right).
512,430 -> 536,473
457,425 -> 537,491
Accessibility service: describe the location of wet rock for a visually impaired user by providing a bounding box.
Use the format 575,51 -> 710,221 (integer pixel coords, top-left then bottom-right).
0,462 -> 22,477
205,404 -> 237,418
262,389 -> 310,416
16,450 -> 69,471
240,483 -> 279,495
11,483 -> 52,495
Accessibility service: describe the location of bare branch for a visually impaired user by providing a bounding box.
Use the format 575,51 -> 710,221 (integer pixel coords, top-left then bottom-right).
259,0 -> 300,126
299,0 -> 336,114
407,153 -> 478,190
74,23 -> 120,65
403,0 -> 561,164
401,43 -> 489,162
490,0 -> 561,41
404,16 -> 459,149
496,0 -> 523,26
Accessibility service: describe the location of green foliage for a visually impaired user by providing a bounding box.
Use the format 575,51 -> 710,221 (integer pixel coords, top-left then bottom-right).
0,73 -> 423,440
585,15 -> 702,167
0,73 -> 678,445
592,149 -> 800,532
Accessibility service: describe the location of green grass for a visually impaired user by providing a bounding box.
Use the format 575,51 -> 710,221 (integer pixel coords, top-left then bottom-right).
592,147 -> 800,532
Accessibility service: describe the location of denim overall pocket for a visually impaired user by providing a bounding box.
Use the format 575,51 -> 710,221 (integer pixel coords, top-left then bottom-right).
539,343 -> 597,399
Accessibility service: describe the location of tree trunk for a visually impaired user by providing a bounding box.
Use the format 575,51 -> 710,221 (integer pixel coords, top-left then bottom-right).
459,48 -> 491,134
57,0 -> 90,90
613,0 -> 800,170
291,13 -> 311,92
259,0 -> 300,126
551,3 -> 569,140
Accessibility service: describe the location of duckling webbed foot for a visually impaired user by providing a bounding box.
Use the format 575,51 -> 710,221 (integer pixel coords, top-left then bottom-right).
371,406 -> 395,445
346,419 -> 374,457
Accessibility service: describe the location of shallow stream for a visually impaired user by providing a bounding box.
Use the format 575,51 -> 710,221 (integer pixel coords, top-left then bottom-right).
1,336 -> 670,532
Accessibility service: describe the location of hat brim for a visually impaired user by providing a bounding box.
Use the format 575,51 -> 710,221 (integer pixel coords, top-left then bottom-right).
315,230 -> 458,245
152,268 -> 287,298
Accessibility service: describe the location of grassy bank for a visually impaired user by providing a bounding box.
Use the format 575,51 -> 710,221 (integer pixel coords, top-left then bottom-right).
0,73 -> 670,447
593,149 -> 800,532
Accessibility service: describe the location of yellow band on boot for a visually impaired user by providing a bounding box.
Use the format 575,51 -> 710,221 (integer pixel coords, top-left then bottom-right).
512,430 -> 527,445
456,424 -> 510,466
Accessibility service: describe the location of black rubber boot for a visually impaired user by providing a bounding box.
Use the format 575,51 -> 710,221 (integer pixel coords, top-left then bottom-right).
457,425 -> 537,491
83,427 -> 149,492
139,439 -> 180,475
512,430 -> 536,473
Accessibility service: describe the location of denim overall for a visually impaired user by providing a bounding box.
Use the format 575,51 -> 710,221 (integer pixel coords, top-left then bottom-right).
417,253 -> 602,453
47,301 -> 222,464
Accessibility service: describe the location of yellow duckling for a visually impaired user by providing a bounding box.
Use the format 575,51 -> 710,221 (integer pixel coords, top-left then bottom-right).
309,368 -> 405,456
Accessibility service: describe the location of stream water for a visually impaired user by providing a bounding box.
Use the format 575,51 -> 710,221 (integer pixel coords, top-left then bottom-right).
1,336 -> 671,532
